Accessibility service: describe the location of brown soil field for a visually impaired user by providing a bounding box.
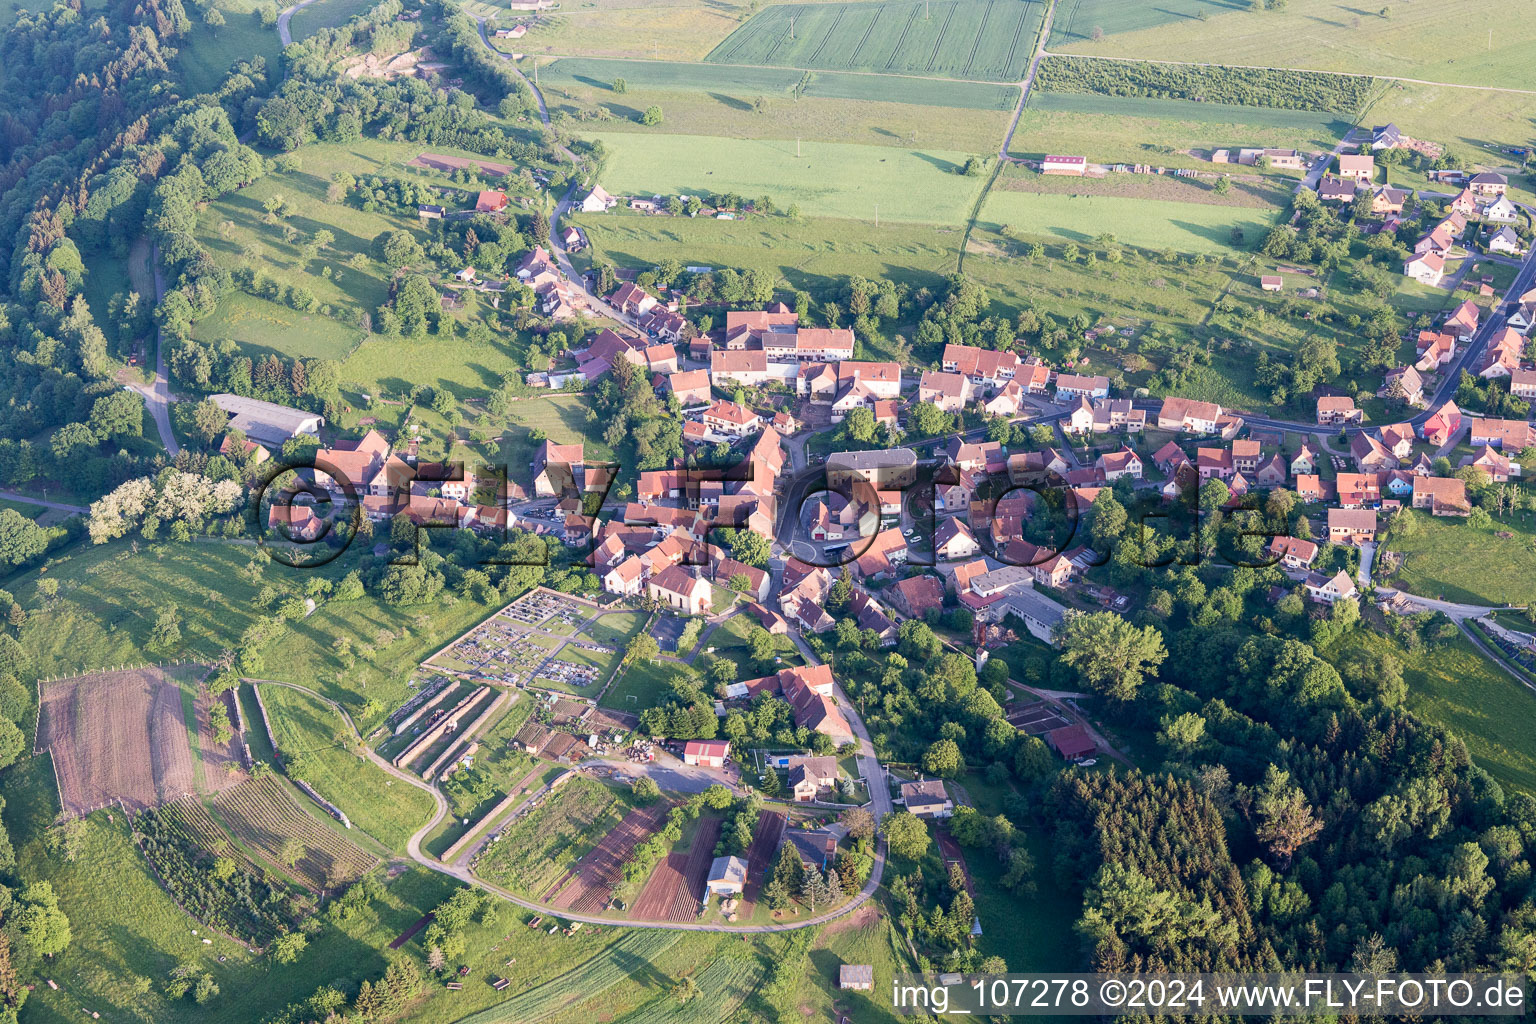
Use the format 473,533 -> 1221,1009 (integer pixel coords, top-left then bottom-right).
733,810 -> 786,917
195,690 -> 247,795
407,153 -> 515,178
549,802 -> 670,914
633,815 -> 722,923
37,667 -> 198,816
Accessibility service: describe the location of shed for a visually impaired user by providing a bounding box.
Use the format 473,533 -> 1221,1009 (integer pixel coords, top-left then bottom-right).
1047,723 -> 1097,760
840,964 -> 874,991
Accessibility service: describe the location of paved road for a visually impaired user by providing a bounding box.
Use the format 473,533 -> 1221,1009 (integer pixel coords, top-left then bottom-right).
276,0 -> 323,47
0,491 -> 87,515
124,247 -> 180,457
998,0 -> 1056,157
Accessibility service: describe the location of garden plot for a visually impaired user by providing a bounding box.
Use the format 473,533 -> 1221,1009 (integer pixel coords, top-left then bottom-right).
36,666 -> 205,816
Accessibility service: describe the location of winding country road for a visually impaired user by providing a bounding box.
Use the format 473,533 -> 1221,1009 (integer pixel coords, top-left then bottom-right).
123,248 -> 180,457
253,677 -> 889,933
276,0 -> 324,47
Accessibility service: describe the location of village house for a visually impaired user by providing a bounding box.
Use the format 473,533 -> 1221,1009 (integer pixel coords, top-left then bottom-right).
1446,299 -> 1481,341
1153,441 -> 1190,474
918,370 -> 973,412
1091,398 -> 1144,433
1304,569 -> 1359,605
1268,536 -> 1319,571
1371,123 -> 1402,149
701,400 -> 762,437
1063,396 -> 1095,436
1421,400 -> 1463,446
786,756 -> 839,801
1490,226 -> 1524,256
1197,446 -> 1234,481
942,344 -> 1022,384
1483,195 -> 1519,224
1318,176 -> 1357,202
761,328 -> 855,363
891,574 -> 945,619
1350,432 -> 1397,473
1254,453 -> 1287,487
1511,368 -> 1536,401
1469,445 -> 1515,483
1378,422 -> 1416,460
1337,153 -> 1375,182
1158,396 -> 1224,434
579,184 -> 618,213
1382,365 -> 1425,405
934,517 -> 981,561
1403,251 -> 1446,286
668,368 -> 713,406
474,190 -> 508,214
900,779 -> 954,818
1316,396 -> 1363,426
983,380 -> 1025,418
1469,171 -> 1509,197
1291,442 -> 1319,477
1054,373 -> 1110,401
827,448 -> 918,490
710,349 -> 769,387
1370,186 -> 1409,215
1416,330 -> 1456,371
1096,446 -> 1143,482
1327,508 -> 1377,545
531,440 -> 584,497
1469,417 -> 1534,449
1335,472 -> 1382,508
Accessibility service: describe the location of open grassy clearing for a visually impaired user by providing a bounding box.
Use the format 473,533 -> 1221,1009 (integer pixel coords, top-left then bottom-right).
576,208 -> 961,301
1342,633 -> 1536,797
978,187 -> 1281,252
13,540 -> 497,736
1049,0 -> 1241,46
179,0 -> 283,96
708,0 -> 1046,82
542,68 -> 1012,150
600,657 -> 695,711
584,131 -> 987,223
582,609 -> 649,647
516,5 -> 744,60
1052,0 -> 1536,91
287,0 -> 378,39
260,683 -> 436,851
1013,92 -> 1347,166
191,291 -> 366,363
341,327 -> 528,406
1383,511 -> 1536,608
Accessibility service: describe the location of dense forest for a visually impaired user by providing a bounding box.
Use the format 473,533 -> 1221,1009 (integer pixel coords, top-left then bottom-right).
1035,56 -> 1375,114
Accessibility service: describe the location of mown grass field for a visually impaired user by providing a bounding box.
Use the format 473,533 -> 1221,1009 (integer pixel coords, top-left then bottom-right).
708,0 -> 1045,81
583,131 -> 987,224
515,4 -> 745,60
1013,92 -> 1348,166
540,59 -> 1014,150
1361,83 -> 1535,202
1050,0 -> 1246,46
978,187 -> 1281,252
287,0 -> 378,39
260,682 -> 436,851
1051,0 -> 1536,91
472,774 -> 635,895
599,657 -> 694,712
191,291 -> 365,362
575,207 -> 962,298
1384,512 -> 1536,607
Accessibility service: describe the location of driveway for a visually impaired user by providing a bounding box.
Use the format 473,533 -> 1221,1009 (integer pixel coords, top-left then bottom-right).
1357,541 -> 1375,586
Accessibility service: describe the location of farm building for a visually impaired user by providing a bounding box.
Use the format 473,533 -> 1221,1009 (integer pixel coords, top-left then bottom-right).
683,739 -> 729,768
1048,723 -> 1097,760
210,394 -> 324,447
840,964 -> 875,991
1041,155 -> 1087,176
1261,275 -> 1283,292
706,855 -> 747,896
